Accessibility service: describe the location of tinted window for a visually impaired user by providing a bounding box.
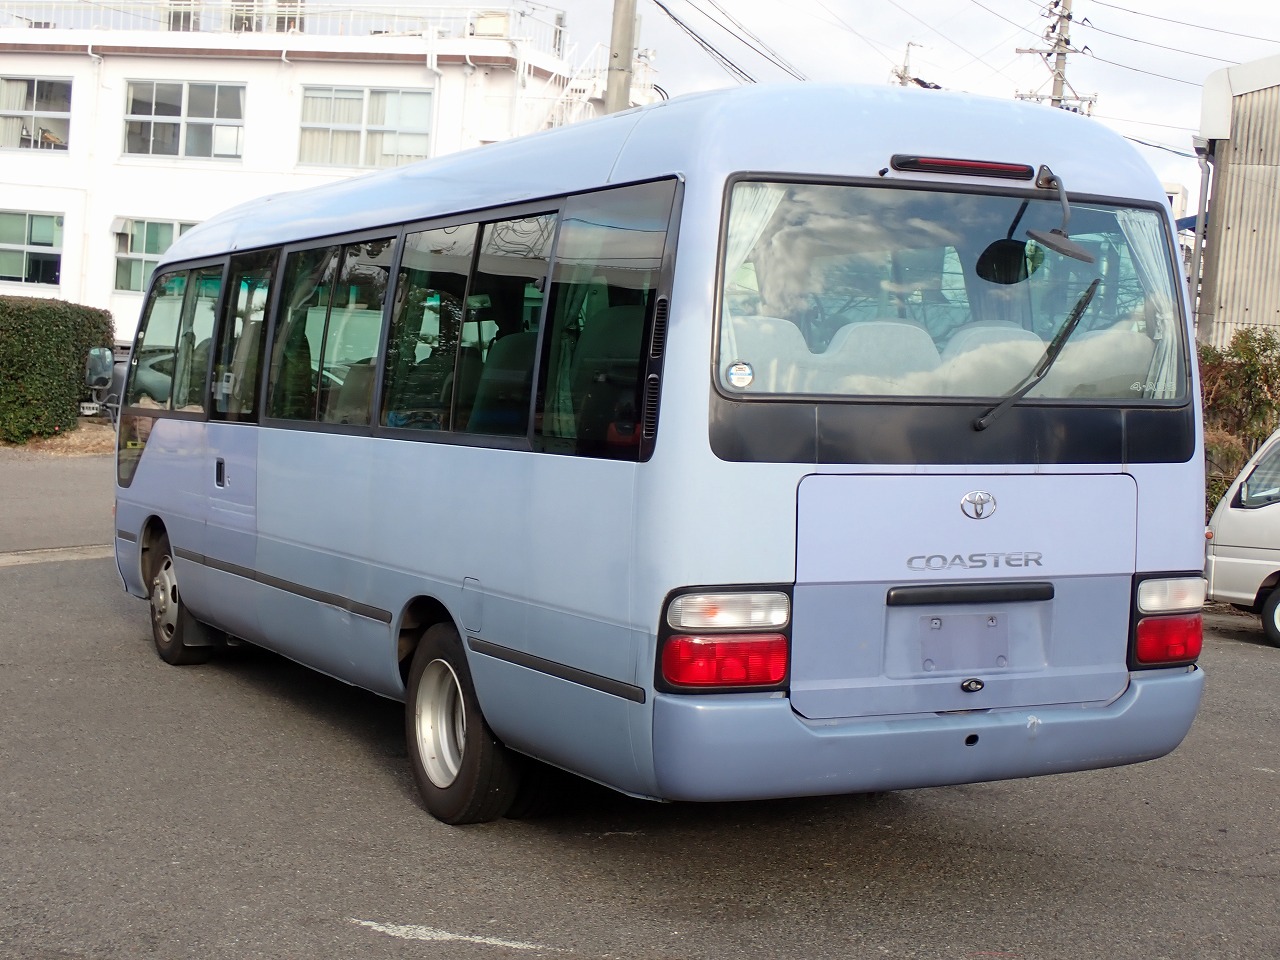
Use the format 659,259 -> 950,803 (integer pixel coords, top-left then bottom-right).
267,245 -> 337,420
718,182 -> 1185,402
267,239 -> 393,424
536,180 -> 676,459
457,214 -> 556,436
381,223 -> 478,431
126,270 -> 185,407
211,250 -> 276,421
169,266 -> 222,411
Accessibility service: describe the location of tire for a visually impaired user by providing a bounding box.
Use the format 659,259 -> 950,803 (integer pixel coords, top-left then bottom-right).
405,623 -> 519,824
1261,590 -> 1280,648
148,534 -> 215,666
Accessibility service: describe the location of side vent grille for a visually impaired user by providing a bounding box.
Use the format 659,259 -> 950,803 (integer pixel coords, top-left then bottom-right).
649,298 -> 669,359
642,374 -> 660,439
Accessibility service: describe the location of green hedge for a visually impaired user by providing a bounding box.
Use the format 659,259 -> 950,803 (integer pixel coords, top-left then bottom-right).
1200,328 -> 1280,518
0,296 -> 114,443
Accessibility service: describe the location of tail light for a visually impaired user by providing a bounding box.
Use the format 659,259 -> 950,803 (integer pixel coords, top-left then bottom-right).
662,634 -> 788,686
659,589 -> 790,691
1131,576 -> 1205,668
1134,615 -> 1203,665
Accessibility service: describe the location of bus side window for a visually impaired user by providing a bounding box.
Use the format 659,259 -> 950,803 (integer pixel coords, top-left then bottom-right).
536,179 -> 677,459
267,246 -> 338,420
380,222 -> 477,431
211,250 -> 276,422
126,270 -> 187,408
170,266 -> 222,413
316,237 -> 394,426
460,214 -> 556,436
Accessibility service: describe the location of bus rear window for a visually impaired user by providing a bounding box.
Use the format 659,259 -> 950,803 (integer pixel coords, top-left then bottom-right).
718,181 -> 1186,402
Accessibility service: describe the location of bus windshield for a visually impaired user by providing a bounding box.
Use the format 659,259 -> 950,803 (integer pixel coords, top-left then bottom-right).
718,180 -> 1186,402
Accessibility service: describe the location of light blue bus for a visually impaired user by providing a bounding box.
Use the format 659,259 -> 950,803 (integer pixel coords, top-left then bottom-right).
110,83 -> 1207,824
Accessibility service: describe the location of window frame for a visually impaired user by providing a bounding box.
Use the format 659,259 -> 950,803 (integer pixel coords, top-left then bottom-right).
115,219 -> 199,292
0,209 -> 63,286
122,80 -> 245,160
298,85 -> 433,170
0,75 -> 72,151
711,173 -> 1191,408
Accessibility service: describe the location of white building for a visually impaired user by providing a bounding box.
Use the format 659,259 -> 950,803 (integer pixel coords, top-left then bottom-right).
0,0 -> 655,342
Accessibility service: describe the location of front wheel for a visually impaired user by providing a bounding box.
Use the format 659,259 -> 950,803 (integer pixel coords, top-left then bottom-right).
148,534 -> 215,666
1260,589 -> 1280,647
405,623 -> 519,824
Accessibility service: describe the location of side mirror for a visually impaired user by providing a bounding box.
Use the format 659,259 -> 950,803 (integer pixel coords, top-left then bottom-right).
85,346 -> 114,388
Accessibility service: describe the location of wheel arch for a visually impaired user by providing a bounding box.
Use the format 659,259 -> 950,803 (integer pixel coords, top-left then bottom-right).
395,595 -> 457,689
1252,571 -> 1280,612
138,515 -> 170,586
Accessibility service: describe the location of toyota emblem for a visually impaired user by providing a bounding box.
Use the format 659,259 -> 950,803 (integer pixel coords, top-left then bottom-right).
961,490 -> 996,520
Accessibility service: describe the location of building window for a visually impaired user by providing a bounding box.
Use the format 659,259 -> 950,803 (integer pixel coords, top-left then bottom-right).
299,87 -> 431,169
124,81 -> 244,159
0,211 -> 62,285
0,76 -> 71,150
115,219 -> 197,292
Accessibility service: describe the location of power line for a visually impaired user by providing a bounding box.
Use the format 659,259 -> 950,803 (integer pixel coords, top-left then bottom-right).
647,0 -> 755,84
1075,20 -> 1236,63
805,0 -> 899,69
688,0 -> 807,80
1086,52 -> 1202,87
1091,113 -> 1197,132
880,0 -> 1023,83
1087,0 -> 1280,45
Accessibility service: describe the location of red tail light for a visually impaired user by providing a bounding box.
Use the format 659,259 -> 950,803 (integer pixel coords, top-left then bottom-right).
1134,614 -> 1203,665
661,634 -> 788,687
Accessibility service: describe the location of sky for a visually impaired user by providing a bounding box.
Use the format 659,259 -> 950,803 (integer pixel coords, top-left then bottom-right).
543,0 -> 1280,202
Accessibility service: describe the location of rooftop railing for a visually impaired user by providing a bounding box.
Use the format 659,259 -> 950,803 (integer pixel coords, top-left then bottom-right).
0,1 -> 567,57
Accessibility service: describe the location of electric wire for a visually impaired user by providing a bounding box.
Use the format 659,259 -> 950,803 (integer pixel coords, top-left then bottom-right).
880,0 -> 1025,82
1087,0 -> 1280,45
805,0 -> 900,68
1075,20 -> 1237,63
1086,52 -> 1202,87
689,0 -> 808,80
647,0 -> 756,83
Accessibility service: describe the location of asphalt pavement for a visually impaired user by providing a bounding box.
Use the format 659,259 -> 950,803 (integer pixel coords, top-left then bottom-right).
0,449 -> 1277,960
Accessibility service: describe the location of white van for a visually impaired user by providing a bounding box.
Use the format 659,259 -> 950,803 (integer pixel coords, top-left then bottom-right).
1206,427 -> 1280,646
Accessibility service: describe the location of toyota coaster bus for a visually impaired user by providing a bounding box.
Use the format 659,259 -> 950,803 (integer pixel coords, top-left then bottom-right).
107,83 -> 1207,823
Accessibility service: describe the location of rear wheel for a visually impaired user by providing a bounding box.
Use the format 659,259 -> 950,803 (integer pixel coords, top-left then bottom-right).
405,623 -> 519,824
148,534 -> 215,666
1260,590 -> 1280,647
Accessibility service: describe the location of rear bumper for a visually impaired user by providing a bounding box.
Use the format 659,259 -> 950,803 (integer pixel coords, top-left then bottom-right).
650,666 -> 1204,802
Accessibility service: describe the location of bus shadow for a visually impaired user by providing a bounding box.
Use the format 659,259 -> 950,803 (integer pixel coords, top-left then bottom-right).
199,638 -> 1085,912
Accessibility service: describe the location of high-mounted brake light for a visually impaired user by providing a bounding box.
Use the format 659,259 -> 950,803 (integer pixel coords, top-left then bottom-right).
661,634 -> 788,687
1134,615 -> 1203,666
890,155 -> 1036,180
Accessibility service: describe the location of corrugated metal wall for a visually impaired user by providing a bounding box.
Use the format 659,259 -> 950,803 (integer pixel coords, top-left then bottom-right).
1201,84 -> 1280,348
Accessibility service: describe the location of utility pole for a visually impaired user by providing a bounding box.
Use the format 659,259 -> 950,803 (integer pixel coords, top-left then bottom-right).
1016,0 -> 1096,114
891,42 -> 921,87
604,0 -> 638,115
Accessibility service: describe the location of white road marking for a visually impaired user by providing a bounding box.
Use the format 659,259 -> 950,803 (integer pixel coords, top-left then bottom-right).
1253,767 -> 1276,774
352,919 -> 565,952
0,544 -> 114,568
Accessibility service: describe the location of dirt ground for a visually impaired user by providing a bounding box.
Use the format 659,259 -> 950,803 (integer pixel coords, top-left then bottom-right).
0,419 -> 116,457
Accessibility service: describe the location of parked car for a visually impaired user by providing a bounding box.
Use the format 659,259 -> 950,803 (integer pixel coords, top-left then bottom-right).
1205,427 -> 1280,646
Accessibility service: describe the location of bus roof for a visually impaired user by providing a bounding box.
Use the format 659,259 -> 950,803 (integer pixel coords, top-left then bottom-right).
161,82 -> 1165,266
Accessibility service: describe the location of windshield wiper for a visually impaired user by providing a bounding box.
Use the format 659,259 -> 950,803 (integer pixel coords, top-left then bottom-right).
972,276 -> 1101,432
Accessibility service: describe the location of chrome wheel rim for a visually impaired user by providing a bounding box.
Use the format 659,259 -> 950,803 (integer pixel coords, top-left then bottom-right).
151,556 -> 179,643
415,659 -> 465,788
